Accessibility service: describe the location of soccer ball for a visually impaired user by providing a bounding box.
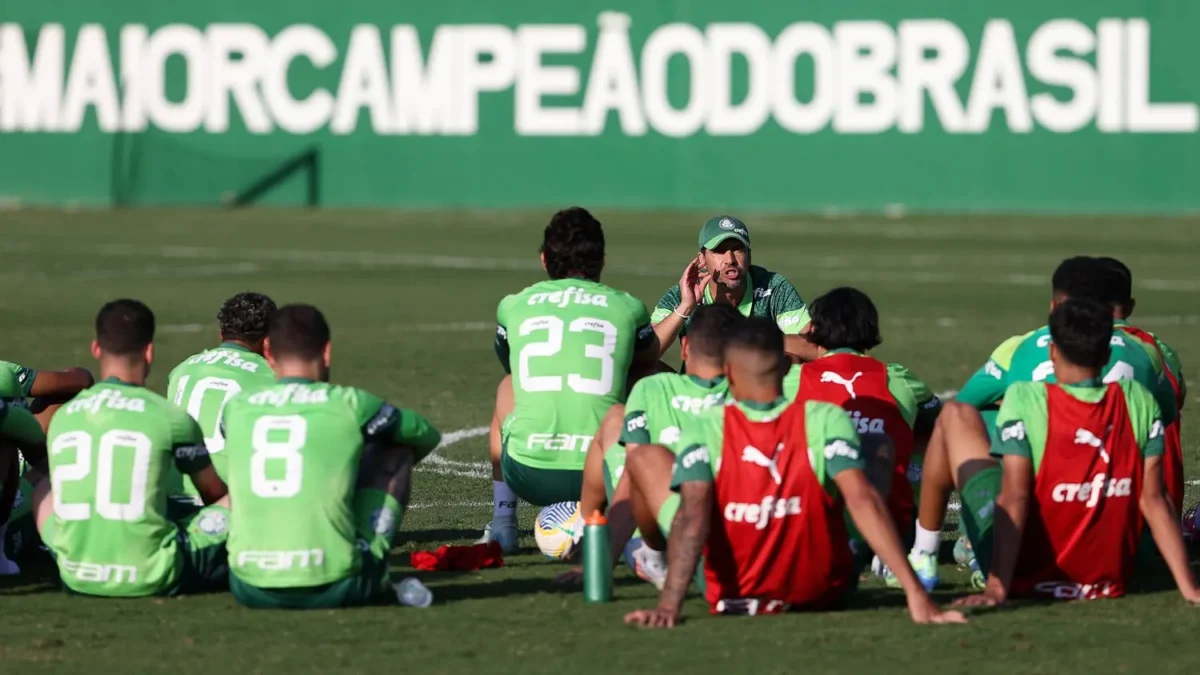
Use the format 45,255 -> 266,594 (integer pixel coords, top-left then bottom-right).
534,501 -> 583,560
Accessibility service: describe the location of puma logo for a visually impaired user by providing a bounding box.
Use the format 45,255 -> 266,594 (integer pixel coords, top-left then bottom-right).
1074,427 -> 1112,465
820,371 -> 863,399
741,443 -> 785,486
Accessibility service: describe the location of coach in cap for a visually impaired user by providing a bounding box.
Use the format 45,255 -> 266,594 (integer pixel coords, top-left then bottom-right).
651,216 -> 817,364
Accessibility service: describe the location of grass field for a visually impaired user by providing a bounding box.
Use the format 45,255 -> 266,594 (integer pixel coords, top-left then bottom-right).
1,209 -> 1198,674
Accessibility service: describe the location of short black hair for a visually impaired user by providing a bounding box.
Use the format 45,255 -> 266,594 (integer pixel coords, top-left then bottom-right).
685,304 -> 744,362
95,299 -> 155,356
1049,298 -> 1112,369
268,304 -> 330,361
1095,257 -> 1133,308
724,316 -> 785,359
540,207 -> 604,281
218,292 -> 277,341
806,286 -> 882,353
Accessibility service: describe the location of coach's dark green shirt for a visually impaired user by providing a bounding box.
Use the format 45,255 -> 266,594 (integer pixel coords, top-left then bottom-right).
651,265 -> 809,340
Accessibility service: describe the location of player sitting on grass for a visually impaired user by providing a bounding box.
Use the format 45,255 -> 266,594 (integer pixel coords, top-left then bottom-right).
1099,257 -> 1187,512
480,208 -> 659,552
561,304 -> 744,587
624,318 -> 965,627
26,299 -> 232,597
223,304 -> 441,609
914,299 -> 1200,604
782,287 -> 941,582
0,384 -> 51,573
1,360 -> 93,574
956,257 -> 1176,443
167,292 -> 277,517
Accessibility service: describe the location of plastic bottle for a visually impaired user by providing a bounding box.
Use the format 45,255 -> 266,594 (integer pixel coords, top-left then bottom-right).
395,577 -> 433,608
582,510 -> 612,603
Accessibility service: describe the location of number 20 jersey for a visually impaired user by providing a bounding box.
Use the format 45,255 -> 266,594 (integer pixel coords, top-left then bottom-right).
497,278 -> 652,471
45,381 -> 211,597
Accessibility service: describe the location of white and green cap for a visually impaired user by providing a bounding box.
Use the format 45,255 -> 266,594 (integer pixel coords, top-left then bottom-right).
698,215 -> 751,251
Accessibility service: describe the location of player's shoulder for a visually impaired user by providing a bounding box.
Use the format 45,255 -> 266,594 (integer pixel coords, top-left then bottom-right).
1004,380 -> 1047,404
581,280 -> 646,314
631,372 -> 677,396
1113,377 -> 1156,403
803,398 -> 852,423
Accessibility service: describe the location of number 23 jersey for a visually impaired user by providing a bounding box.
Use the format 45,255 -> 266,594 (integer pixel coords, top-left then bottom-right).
221,379 -> 441,588
495,278 -> 654,471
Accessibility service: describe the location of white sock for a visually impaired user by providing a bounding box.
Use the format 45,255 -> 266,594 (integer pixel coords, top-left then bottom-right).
913,524 -> 941,555
492,481 -> 517,523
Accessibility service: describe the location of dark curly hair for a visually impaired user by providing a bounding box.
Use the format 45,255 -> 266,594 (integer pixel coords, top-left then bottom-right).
540,207 -> 605,281
806,286 -> 882,353
218,292 -> 277,342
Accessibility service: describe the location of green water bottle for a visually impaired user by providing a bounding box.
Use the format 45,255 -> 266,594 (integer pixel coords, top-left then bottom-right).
583,510 -> 612,603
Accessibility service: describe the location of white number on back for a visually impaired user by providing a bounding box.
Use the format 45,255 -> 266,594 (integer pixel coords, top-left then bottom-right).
250,415 -> 306,498
1103,361 -> 1136,383
517,316 -> 617,396
174,375 -> 242,453
52,429 -> 152,522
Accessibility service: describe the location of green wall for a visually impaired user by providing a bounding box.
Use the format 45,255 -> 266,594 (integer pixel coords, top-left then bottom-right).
1,2 -> 1198,211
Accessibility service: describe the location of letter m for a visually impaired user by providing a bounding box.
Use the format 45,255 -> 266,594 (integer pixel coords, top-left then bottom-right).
0,24 -> 65,131
391,25 -> 455,135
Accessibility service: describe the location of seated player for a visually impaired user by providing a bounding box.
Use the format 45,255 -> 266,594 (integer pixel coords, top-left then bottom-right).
563,304 -> 743,586
956,257 -> 1176,439
624,318 -> 965,627
27,300 -> 231,597
0,390 -> 51,570
783,287 -> 941,576
480,208 -> 658,552
223,305 -> 441,610
0,360 -> 93,573
915,299 -> 1200,603
166,292 -> 277,515
1099,257 -> 1186,511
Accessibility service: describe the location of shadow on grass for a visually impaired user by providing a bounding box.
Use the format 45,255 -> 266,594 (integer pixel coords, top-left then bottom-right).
400,528 -> 488,546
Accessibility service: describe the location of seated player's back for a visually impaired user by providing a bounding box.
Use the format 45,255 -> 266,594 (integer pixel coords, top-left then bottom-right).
500,278 -> 650,469
1008,326 -> 1172,421
167,345 -> 274,493
223,379 -> 383,589
998,378 -> 1160,598
46,381 -> 202,596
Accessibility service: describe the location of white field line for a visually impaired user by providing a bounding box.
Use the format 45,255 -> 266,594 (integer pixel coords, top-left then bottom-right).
10,239 -> 1199,291
417,426 -> 491,479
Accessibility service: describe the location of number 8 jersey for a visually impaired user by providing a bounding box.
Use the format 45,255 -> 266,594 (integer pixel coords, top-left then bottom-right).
45,378 -> 213,597
495,278 -> 654,471
221,378 -> 440,589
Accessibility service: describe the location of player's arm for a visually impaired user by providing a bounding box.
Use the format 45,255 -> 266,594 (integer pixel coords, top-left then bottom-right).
768,276 -> 817,362
359,393 -> 443,463
493,324 -> 511,375
624,443 -> 713,629
0,401 -> 47,473
172,411 -> 226,504
835,469 -> 961,624
627,321 -> 661,391
27,366 -> 94,398
1141,453 -> 1200,602
650,284 -> 690,359
955,360 -> 1007,409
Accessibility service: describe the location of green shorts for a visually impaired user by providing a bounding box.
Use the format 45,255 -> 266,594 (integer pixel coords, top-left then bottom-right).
37,503 -> 230,596
959,465 -> 1002,578
501,445 -> 583,507
230,490 -> 400,610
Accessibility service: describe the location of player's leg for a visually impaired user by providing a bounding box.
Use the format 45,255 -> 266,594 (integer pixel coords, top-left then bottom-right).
0,442 -> 20,574
174,503 -> 232,595
909,402 -> 998,589
480,376 -> 520,552
341,445 -> 417,606
579,404 -> 624,519
625,445 -> 678,552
